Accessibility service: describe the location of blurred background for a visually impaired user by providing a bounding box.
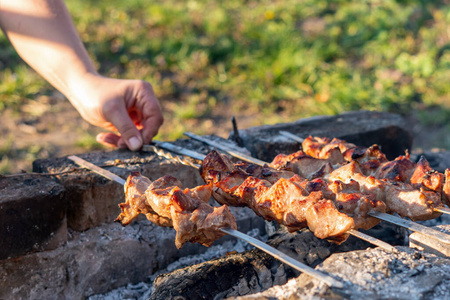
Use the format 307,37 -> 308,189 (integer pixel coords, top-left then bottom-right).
0,0 -> 449,174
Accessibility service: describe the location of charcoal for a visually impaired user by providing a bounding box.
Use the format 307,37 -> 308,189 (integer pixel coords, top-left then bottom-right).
149,229 -> 375,300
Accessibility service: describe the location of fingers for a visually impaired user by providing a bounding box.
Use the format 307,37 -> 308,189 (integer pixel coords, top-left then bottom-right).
102,98 -> 143,151
135,81 -> 164,144
87,78 -> 163,151
96,132 -> 121,148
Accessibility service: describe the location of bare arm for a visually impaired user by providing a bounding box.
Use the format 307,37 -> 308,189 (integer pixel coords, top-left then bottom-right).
0,0 -> 163,150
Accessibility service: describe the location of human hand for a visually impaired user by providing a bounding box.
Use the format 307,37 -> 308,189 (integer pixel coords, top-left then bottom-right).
68,74 -> 164,151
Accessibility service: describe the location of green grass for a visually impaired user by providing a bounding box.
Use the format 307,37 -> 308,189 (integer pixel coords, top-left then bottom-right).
1,0 -> 449,141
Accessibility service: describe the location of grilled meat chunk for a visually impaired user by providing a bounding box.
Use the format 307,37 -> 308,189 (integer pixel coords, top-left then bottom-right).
116,172 -> 237,248
328,161 -> 443,220
410,156 -> 444,194
202,157 -> 385,242
373,154 -> 416,182
305,199 -> 354,243
270,151 -> 335,179
116,172 -> 172,227
443,169 -> 450,207
302,136 -> 355,160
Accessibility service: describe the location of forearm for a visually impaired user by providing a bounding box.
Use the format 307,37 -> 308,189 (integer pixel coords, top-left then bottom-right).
0,0 -> 163,149
0,0 -> 97,103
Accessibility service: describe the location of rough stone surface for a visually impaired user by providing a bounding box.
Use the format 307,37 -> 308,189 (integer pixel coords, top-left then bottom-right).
0,207 -> 263,300
410,224 -> 450,258
239,247 -> 450,300
230,111 -> 413,162
33,150 -> 205,231
149,229 -> 377,300
0,176 -> 66,259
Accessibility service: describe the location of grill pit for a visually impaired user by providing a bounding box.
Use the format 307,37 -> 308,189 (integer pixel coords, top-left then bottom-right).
1,111 -> 450,299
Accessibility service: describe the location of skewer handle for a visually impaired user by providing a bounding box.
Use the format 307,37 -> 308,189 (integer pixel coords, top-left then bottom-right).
220,227 -> 344,289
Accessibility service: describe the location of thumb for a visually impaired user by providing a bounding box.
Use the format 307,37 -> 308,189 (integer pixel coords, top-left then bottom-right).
105,103 -> 143,151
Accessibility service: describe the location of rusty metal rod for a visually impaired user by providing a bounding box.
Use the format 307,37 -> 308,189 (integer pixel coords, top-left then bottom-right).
67,155 -> 345,289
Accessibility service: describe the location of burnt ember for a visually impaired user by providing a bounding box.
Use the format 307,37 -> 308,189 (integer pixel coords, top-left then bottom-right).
149,229 -> 374,300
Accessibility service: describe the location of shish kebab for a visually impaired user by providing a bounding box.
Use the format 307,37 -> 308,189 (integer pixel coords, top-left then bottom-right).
180,132 -> 450,246
67,155 -> 345,289
145,142 -> 395,250
278,131 -> 450,217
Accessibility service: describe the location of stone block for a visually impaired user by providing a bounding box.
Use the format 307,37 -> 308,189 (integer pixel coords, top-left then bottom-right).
33,150 -> 205,231
0,208 -> 265,299
0,176 -> 66,260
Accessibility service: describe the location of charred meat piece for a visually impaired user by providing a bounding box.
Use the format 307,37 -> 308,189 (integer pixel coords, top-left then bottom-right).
208,169 -> 249,206
116,172 -> 172,227
116,172 -> 237,248
302,136 -> 355,157
234,161 -> 296,183
328,161 -> 386,202
202,151 -> 295,206
373,154 -> 416,182
443,169 -> 450,207
328,161 -> 443,221
348,145 -> 388,175
199,150 -> 235,183
305,199 -> 354,244
384,182 -> 442,221
301,136 -> 389,176
410,156 -> 444,194
328,180 -> 385,230
203,157 -> 385,242
270,151 -> 335,179
244,177 -> 314,231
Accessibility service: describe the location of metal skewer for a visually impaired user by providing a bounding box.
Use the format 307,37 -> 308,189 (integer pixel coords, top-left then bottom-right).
148,139 -> 396,252
279,131 -> 450,217
279,130 -> 306,143
434,207 -> 450,215
181,132 -> 450,247
68,155 -> 345,289
183,132 -> 267,166
220,227 -> 344,288
68,155 -> 126,185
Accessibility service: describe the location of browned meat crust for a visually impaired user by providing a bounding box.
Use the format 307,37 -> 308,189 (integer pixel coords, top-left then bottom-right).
201,151 -> 386,243
303,137 -> 445,221
116,172 -> 237,248
443,169 -> 450,207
